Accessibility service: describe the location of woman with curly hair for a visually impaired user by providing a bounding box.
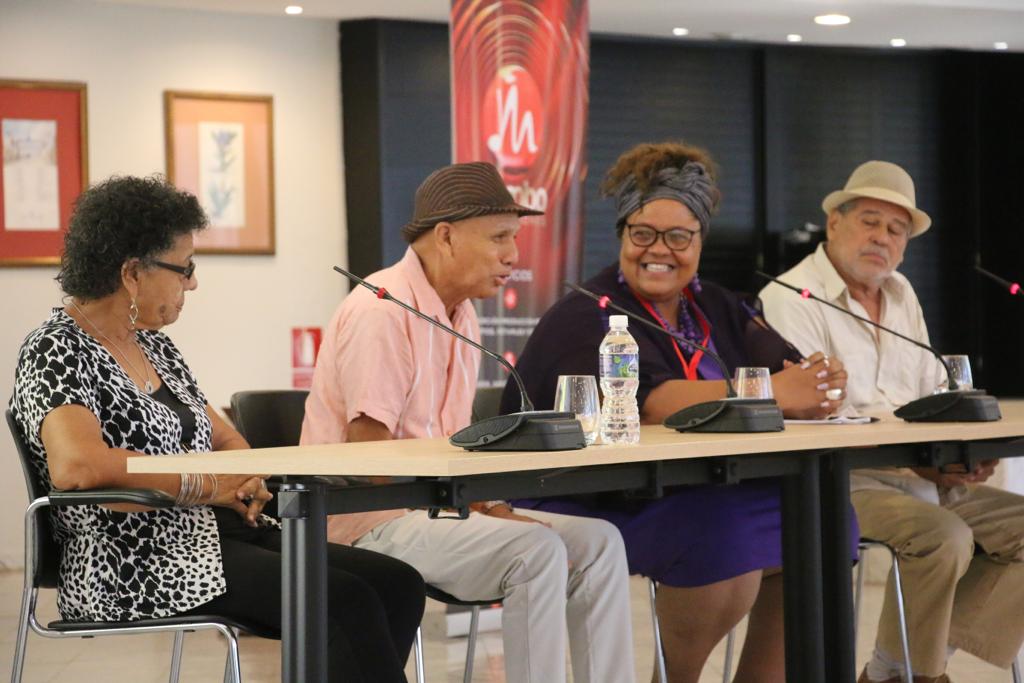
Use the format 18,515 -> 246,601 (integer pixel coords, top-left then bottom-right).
502,142 -> 851,682
8,175 -> 424,682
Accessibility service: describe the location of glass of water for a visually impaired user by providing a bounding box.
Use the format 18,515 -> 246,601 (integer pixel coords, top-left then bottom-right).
733,367 -> 773,400
554,375 -> 601,445
942,355 -> 974,391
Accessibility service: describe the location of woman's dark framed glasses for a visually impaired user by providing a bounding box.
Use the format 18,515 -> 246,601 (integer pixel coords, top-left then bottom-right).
625,223 -> 700,251
151,259 -> 197,279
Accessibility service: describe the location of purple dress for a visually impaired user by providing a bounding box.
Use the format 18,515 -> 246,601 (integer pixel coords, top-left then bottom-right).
502,264 -> 858,587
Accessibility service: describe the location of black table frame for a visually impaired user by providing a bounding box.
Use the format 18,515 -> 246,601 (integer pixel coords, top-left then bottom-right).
276,435 -> 1023,683
820,436 -> 1024,683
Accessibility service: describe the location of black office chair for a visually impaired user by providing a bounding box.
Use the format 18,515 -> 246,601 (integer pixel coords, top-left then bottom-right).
229,390 -> 309,449
6,410 -> 276,683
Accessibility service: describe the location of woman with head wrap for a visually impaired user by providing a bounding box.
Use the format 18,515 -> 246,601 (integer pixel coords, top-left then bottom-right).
502,142 -> 850,682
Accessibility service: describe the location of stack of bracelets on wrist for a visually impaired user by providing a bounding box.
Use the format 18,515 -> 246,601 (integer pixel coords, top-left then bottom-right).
175,472 -> 218,506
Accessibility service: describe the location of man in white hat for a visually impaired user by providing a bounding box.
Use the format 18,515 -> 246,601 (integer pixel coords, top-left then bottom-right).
760,160 -> 1024,683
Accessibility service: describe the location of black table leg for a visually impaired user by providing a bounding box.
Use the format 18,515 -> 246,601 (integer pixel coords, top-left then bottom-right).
782,455 -> 826,683
821,451 -> 857,683
280,481 -> 328,683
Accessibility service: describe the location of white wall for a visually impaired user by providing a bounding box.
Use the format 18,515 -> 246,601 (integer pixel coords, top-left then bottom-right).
0,0 -> 348,567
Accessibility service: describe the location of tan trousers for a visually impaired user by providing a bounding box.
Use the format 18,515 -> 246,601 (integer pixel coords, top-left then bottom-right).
353,508 -> 636,683
853,484 -> 1024,676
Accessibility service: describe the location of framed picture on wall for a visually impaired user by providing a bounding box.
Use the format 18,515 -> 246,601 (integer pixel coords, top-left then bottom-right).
164,90 -> 275,255
0,79 -> 88,266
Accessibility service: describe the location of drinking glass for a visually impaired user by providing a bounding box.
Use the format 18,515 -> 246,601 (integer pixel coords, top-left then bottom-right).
554,375 -> 601,445
733,367 -> 773,400
942,354 -> 974,391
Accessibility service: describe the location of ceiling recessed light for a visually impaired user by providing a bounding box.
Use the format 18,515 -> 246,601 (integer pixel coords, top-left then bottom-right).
787,34 -> 803,43
814,14 -> 851,26
672,27 -> 690,37
890,38 -> 907,47
285,5 -> 303,14
994,41 -> 1009,50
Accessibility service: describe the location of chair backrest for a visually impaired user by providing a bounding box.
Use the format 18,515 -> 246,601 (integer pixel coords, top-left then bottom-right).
471,387 -> 506,423
6,410 -> 61,589
229,390 -> 309,448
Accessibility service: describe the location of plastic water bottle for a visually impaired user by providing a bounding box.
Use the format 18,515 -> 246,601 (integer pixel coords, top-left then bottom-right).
599,314 -> 640,444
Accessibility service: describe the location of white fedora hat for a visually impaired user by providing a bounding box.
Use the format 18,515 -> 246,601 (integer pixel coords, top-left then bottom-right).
821,160 -> 932,237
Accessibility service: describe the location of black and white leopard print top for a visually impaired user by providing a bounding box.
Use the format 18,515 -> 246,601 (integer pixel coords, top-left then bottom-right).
9,308 -> 227,622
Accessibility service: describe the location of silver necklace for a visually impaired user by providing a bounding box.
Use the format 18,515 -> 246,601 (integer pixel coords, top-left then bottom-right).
70,300 -> 155,394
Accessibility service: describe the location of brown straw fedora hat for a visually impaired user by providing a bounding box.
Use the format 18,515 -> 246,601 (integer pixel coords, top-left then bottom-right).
821,160 -> 932,237
401,162 -> 543,242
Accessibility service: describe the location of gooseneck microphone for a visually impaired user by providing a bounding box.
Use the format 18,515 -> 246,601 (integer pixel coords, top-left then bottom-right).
975,265 -> 1024,297
563,282 -> 785,433
334,266 -> 586,451
755,270 -> 1000,423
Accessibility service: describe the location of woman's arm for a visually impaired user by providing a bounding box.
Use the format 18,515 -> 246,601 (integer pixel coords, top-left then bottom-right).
41,404 -> 184,494
207,404 -> 249,451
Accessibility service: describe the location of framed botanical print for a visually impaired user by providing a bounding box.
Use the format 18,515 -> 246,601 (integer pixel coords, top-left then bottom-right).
164,91 -> 275,255
0,79 -> 88,266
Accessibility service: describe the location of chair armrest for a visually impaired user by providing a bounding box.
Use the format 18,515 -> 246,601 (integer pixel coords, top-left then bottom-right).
49,488 -> 176,509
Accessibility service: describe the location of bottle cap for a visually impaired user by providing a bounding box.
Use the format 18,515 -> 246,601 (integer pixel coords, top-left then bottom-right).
609,314 -> 629,329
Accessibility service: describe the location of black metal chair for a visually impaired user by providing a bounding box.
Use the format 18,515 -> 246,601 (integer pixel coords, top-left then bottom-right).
6,409 -> 276,683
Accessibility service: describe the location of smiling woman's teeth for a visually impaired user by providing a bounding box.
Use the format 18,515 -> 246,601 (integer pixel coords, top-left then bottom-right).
644,263 -> 673,272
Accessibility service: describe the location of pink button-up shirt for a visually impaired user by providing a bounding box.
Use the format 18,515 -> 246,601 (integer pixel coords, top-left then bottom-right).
300,247 -> 481,544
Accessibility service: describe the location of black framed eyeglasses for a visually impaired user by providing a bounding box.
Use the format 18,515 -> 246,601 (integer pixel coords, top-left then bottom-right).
625,224 -> 700,251
151,259 -> 197,279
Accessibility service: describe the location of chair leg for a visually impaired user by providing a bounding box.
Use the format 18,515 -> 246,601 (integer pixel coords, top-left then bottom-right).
1012,656 -> 1022,683
855,543 -> 868,643
222,628 -> 241,683
168,630 -> 184,683
463,606 -> 480,683
10,586 -> 34,683
889,549 -> 913,683
414,626 -> 425,683
722,628 -> 736,683
648,579 -> 668,683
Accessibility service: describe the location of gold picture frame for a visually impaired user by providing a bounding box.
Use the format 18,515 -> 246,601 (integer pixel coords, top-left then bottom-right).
164,90 -> 275,255
0,79 -> 88,266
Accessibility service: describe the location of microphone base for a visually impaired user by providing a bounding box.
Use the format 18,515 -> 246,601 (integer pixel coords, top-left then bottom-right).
895,390 -> 1002,422
450,411 -> 587,451
663,398 -> 785,433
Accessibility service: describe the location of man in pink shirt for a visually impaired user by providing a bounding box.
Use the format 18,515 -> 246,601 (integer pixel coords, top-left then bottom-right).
301,162 -> 635,683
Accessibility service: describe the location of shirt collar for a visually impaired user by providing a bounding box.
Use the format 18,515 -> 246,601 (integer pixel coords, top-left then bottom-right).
397,246 -> 471,327
812,242 -> 907,305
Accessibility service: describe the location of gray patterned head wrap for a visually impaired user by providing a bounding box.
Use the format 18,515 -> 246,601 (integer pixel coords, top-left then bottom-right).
612,162 -> 716,238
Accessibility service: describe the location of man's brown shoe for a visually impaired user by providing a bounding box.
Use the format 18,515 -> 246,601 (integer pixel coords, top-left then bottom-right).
857,669 -> 902,683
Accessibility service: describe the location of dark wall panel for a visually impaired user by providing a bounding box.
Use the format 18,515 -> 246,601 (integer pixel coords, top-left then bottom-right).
584,39 -> 759,290
763,49 -> 952,348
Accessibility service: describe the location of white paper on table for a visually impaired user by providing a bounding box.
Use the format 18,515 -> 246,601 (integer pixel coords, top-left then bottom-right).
784,415 -> 878,425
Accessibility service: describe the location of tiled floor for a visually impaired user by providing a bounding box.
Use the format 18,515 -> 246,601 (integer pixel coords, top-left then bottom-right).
0,567 -> 1015,682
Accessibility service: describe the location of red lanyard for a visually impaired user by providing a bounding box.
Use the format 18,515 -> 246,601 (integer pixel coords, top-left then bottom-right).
636,291 -> 711,381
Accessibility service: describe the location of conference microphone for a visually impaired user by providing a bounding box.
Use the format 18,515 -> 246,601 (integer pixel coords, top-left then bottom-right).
755,270 -> 1000,423
333,266 -> 586,451
975,264 -> 1024,297
563,282 -> 784,433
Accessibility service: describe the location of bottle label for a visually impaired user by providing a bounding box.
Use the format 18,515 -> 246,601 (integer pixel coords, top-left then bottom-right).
601,353 -> 638,378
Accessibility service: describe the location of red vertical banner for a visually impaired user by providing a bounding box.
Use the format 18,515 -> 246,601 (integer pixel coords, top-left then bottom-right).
451,0 -> 589,389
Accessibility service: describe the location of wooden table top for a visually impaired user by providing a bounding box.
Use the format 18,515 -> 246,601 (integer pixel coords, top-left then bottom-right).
128,399 -> 1024,478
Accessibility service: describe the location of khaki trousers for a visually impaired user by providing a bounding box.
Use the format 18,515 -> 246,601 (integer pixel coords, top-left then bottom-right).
353,508 -> 636,683
853,484 -> 1024,676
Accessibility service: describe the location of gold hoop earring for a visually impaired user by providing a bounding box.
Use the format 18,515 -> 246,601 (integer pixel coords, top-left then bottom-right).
129,299 -> 139,330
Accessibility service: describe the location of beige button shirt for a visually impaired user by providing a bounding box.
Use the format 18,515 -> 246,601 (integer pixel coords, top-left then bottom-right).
759,243 -> 946,501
